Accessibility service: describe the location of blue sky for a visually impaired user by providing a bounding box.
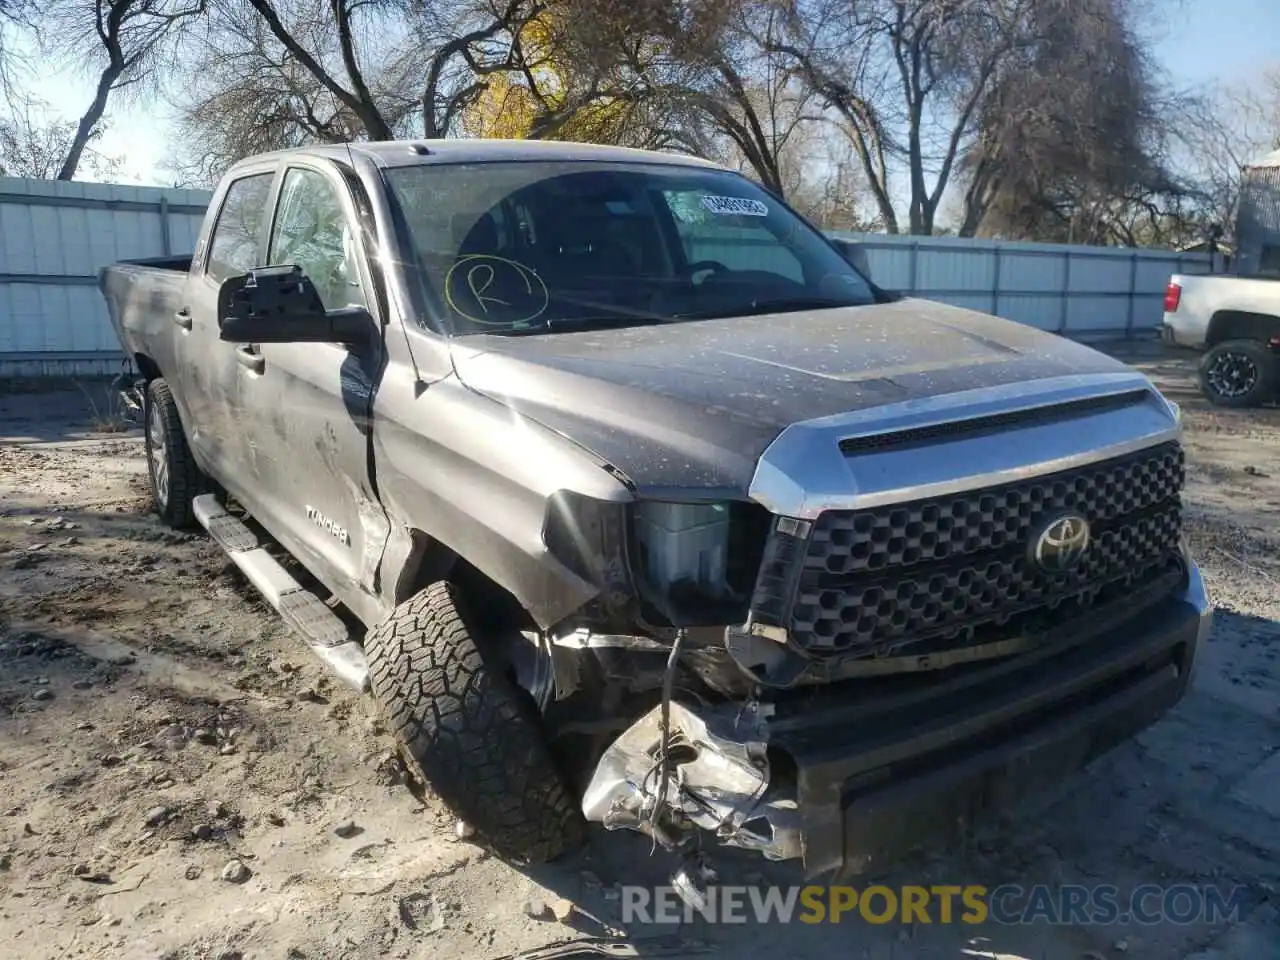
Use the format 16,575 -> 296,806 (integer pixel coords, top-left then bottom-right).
18,0 -> 1280,186
1154,0 -> 1278,87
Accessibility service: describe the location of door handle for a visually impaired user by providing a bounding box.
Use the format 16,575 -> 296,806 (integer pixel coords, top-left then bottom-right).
235,345 -> 265,374
173,308 -> 193,330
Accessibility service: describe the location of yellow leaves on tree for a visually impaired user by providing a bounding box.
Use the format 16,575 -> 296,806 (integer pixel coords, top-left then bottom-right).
462,74 -> 543,141
462,10 -> 632,143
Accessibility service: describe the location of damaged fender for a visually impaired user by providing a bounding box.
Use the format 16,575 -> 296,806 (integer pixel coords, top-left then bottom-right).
371,361 -> 635,628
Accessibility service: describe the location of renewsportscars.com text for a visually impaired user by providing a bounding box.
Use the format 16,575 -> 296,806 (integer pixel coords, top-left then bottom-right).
621,884 -> 1247,926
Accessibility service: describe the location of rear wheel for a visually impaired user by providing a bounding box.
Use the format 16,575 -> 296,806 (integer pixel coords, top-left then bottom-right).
365,581 -> 585,863
1199,339 -> 1277,408
144,379 -> 204,529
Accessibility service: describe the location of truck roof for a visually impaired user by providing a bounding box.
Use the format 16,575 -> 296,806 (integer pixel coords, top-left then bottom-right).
232,139 -> 728,172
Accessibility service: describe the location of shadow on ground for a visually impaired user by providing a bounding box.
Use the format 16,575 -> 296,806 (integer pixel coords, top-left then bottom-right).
0,379 -> 132,444
4,358 -> 1280,959
487,604 -> 1280,960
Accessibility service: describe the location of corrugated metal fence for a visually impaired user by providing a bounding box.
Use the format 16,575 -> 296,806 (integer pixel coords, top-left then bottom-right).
0,177 -> 211,377
830,232 -> 1215,338
0,175 -> 1215,377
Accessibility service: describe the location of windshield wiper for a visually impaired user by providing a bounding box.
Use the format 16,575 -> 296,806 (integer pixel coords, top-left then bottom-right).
481,314 -> 671,335
471,296 -> 862,334
674,296 -> 859,320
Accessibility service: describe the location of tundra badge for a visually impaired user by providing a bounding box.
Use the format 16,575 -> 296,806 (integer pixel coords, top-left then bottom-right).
306,505 -> 350,546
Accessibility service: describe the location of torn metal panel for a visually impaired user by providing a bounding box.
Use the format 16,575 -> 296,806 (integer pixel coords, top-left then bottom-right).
582,701 -> 801,863
371,360 -> 630,631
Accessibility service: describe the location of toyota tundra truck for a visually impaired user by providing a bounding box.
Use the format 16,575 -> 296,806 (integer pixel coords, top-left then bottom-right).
100,139 -> 1211,893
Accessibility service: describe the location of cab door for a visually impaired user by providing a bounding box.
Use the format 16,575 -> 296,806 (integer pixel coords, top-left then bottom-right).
224,162 -> 388,614
172,168 -> 277,479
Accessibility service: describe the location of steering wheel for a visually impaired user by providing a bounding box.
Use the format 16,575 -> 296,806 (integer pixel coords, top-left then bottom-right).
686,260 -> 729,284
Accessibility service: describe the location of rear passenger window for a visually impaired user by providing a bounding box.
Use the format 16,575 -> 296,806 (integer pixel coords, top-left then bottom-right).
206,173 -> 274,283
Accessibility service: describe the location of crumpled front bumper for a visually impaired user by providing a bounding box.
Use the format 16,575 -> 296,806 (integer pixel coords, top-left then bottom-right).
583,560 -> 1211,879
784,560 -> 1210,878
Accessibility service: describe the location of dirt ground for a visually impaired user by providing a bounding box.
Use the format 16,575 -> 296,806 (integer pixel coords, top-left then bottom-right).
1,343 -> 1278,960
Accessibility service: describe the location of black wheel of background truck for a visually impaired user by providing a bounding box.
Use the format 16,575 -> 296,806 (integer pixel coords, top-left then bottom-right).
365,581 -> 585,863
144,379 -> 204,529
1199,339 -> 1277,408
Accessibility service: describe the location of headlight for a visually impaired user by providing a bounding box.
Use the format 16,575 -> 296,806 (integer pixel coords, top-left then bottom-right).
633,501 -> 733,600
543,491 -> 634,611
544,493 -> 771,627
632,500 -> 772,621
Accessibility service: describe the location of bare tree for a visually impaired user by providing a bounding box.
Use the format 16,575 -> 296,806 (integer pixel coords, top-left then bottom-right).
0,102 -> 123,178
781,122 -> 881,229
678,3 -> 822,197
170,0 -> 544,177
237,0 -> 398,140
457,2 -> 678,147
757,0 -> 1029,232
0,112 -> 77,178
769,0 -> 1041,234
0,0 -> 32,103
171,0 -> 391,182
42,0 -> 205,180
1175,66 -> 1280,246
549,0 -> 823,196
418,0 -> 547,138
171,0 -> 832,193
955,0 -> 1188,245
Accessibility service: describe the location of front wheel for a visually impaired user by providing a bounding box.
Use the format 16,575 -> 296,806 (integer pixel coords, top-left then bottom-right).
365,582 -> 585,863
1198,339 -> 1277,408
144,379 -> 205,528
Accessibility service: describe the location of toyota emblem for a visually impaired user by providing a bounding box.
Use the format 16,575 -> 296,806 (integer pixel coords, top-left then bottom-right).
1031,512 -> 1091,573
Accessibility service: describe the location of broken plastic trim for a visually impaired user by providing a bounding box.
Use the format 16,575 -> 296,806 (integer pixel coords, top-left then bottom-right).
111,370 -> 145,422
551,628 -> 672,652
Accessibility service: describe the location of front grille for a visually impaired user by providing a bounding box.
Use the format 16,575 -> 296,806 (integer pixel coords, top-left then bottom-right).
755,441 -> 1185,658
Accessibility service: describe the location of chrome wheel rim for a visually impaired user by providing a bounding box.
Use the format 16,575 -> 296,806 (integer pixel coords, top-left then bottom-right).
1206,351 -> 1259,400
148,399 -> 169,508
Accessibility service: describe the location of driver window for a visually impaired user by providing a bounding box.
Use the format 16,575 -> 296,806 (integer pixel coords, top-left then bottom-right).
269,167 -> 368,311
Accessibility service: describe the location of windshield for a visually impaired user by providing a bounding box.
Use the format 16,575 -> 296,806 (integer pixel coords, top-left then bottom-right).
383,160 -> 876,334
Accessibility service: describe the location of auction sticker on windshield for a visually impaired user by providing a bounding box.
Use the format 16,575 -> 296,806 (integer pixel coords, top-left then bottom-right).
702,195 -> 769,217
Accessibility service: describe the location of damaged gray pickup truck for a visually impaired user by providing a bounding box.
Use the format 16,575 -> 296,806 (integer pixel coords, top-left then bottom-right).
101,139 -> 1211,896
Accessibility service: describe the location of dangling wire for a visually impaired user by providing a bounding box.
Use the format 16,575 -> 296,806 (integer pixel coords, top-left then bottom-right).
647,627 -> 687,851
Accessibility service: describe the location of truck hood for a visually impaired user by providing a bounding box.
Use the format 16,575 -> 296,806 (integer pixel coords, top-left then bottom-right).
448,299 -> 1132,495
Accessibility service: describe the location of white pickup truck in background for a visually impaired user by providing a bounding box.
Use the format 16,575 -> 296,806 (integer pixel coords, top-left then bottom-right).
1162,273 -> 1280,407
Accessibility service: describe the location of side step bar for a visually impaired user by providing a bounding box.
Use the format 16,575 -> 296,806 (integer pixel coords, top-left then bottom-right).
193,494 -> 370,693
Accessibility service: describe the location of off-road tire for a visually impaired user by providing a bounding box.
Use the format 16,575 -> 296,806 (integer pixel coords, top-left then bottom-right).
1199,339 -> 1277,408
365,581 -> 585,863
144,379 -> 204,529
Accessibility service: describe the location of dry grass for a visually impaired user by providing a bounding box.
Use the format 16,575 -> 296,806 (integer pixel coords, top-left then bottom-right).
75,380 -> 133,434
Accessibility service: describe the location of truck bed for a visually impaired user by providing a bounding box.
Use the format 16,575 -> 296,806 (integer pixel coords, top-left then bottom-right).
99,256 -> 192,368
1163,272 -> 1280,349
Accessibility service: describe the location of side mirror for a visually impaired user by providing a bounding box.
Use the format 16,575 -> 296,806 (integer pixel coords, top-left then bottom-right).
217,265 -> 370,345
830,237 -> 872,280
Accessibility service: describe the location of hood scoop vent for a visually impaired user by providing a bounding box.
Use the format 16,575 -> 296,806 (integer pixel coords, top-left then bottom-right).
838,389 -> 1150,456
